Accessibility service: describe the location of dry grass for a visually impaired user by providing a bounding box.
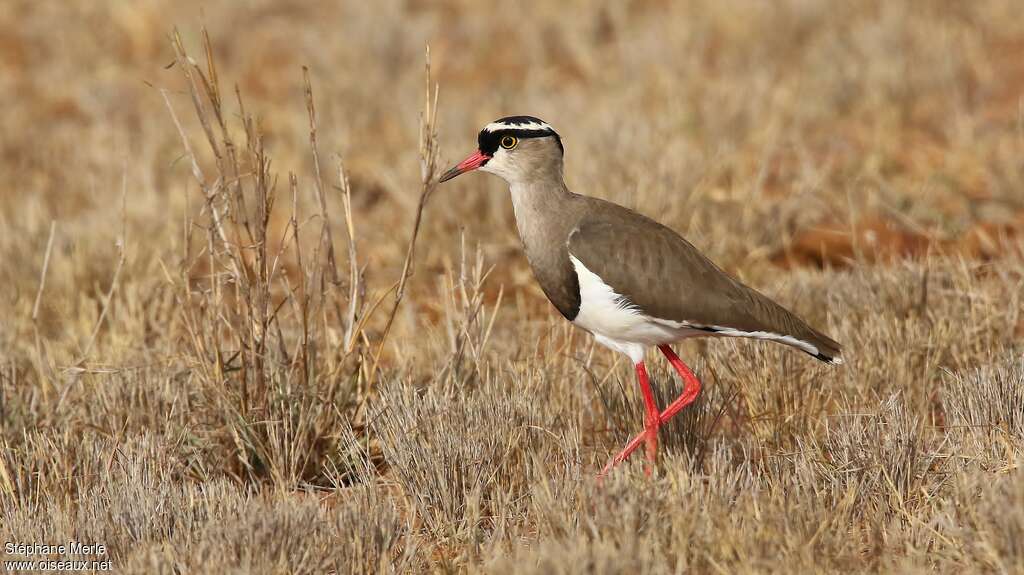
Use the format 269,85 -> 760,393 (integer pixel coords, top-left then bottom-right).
2,0 -> 1023,572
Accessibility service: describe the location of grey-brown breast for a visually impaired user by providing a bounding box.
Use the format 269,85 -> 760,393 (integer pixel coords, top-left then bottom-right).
510,188 -> 582,321
566,197 -> 842,361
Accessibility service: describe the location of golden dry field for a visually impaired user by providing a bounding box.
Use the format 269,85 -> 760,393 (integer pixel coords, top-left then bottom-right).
2,1 -> 1024,572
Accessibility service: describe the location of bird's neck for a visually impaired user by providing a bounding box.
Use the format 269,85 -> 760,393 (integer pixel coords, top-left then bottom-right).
508,177 -> 573,227
505,175 -> 583,320
507,177 -> 577,267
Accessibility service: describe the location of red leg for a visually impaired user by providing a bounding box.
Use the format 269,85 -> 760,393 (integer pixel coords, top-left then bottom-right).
635,361 -> 660,473
599,360 -> 660,478
656,345 -> 703,422
599,346 -> 702,477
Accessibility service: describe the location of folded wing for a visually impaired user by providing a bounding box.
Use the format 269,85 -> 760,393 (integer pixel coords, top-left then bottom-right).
567,206 -> 842,363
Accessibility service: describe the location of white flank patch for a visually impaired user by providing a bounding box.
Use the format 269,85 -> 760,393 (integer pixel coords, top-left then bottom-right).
570,255 -> 698,364
484,120 -> 553,133
569,255 -> 843,365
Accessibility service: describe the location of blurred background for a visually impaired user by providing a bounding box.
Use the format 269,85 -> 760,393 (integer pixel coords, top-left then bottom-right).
3,0 -> 1022,341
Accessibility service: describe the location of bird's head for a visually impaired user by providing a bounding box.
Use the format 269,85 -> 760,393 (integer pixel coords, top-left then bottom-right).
439,116 -> 564,185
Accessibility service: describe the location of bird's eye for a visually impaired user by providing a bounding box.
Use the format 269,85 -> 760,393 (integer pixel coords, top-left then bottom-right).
500,135 -> 518,149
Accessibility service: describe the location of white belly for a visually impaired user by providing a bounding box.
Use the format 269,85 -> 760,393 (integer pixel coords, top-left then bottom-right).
569,255 -> 703,363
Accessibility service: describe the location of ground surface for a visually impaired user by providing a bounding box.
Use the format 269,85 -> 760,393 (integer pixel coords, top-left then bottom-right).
1,1 -> 1023,573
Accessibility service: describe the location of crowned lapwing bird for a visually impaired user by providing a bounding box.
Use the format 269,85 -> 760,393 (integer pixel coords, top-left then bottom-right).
439,116 -> 842,476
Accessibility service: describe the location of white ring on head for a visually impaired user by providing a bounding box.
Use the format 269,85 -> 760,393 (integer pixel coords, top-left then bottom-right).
483,120 -> 553,133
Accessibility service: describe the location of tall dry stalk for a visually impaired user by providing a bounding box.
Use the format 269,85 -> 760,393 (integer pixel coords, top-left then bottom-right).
159,29 -> 446,488
162,29 -> 376,488
369,46 -> 443,388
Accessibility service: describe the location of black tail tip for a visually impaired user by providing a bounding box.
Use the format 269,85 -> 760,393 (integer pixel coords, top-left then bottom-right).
814,352 -> 844,365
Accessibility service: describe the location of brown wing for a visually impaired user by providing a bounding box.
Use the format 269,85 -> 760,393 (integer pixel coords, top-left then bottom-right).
567,203 -> 842,362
